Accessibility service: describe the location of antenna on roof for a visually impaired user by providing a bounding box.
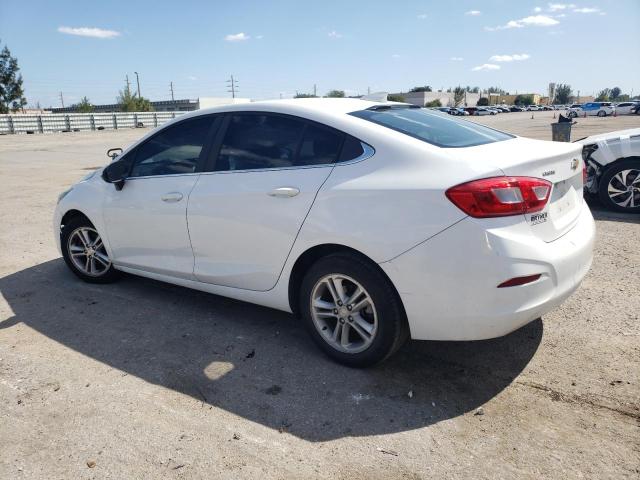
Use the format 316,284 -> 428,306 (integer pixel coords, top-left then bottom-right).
361,92 -> 388,102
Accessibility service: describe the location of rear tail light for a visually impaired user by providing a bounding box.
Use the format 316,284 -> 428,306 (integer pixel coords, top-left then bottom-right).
445,176 -> 552,218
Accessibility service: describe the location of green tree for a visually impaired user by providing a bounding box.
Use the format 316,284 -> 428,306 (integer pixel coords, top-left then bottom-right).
326,90 -> 345,98
73,96 -> 94,113
514,94 -> 534,106
487,86 -> 507,95
553,83 -> 572,104
410,85 -> 432,92
453,86 -> 465,107
387,94 -> 405,102
595,88 -> 610,101
425,99 -> 442,107
476,97 -> 489,106
465,86 -> 480,93
294,93 -> 318,98
609,87 -> 621,100
0,40 -> 27,113
117,84 -> 153,111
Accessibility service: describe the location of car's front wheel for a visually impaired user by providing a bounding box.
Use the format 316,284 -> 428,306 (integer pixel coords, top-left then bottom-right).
598,159 -> 640,213
299,253 -> 409,367
598,110 -> 606,117
61,217 -> 120,283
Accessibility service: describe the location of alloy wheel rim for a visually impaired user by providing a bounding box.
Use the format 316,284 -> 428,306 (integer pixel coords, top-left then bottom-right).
310,274 -> 378,354
67,227 -> 111,276
607,169 -> 640,208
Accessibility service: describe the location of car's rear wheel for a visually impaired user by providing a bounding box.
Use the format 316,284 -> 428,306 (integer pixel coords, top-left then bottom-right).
61,217 -> 120,283
299,253 -> 408,367
597,110 -> 606,117
598,159 -> 640,213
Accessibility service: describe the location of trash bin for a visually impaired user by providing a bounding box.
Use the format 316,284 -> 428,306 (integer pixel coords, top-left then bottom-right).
551,122 -> 572,142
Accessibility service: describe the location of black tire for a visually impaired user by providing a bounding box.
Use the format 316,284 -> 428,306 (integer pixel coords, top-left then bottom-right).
299,252 -> 409,367
597,159 -> 640,213
61,216 -> 120,283
597,110 -> 606,117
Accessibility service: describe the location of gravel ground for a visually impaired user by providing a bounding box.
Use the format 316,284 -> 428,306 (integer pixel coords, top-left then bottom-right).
0,112 -> 639,479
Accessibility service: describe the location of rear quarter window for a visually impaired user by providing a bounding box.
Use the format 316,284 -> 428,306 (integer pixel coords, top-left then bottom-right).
349,107 -> 513,148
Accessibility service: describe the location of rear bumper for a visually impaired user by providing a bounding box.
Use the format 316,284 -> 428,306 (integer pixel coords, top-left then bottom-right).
380,203 -> 595,341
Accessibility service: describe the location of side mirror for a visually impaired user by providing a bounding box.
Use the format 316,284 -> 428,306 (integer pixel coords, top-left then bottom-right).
102,160 -> 129,191
107,147 -> 123,160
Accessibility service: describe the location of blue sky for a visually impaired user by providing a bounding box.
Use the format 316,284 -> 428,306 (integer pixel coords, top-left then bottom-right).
1,0 -> 638,107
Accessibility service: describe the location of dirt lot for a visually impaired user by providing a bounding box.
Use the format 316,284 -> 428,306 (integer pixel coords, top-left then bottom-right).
1,111 -> 639,479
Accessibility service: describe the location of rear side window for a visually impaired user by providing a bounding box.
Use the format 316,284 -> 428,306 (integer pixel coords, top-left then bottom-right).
129,116 -> 214,177
339,135 -> 365,162
216,114 -> 305,171
297,124 -> 343,166
350,107 -> 512,148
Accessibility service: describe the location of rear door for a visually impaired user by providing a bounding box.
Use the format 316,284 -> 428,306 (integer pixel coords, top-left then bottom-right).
187,113 -> 346,291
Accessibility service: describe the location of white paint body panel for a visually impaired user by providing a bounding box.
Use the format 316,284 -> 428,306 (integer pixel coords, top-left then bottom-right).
54,98 -> 595,342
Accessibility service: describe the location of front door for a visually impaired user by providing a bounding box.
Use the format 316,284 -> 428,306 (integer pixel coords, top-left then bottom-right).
102,115 -> 218,278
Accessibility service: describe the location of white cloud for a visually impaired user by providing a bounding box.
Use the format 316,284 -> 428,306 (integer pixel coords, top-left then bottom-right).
57,26 -> 120,39
556,13 -> 567,17
548,3 -> 575,11
450,57 -> 464,61
472,64 -> 501,71
328,30 -> 343,39
488,53 -> 530,62
391,54 -> 401,58
417,13 -> 428,19
225,32 -> 250,42
573,7 -> 600,13
485,14 -> 559,30
465,10 -> 481,15
533,6 -> 542,12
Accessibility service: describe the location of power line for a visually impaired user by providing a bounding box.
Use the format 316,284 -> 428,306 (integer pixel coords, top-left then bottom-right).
226,75 -> 238,98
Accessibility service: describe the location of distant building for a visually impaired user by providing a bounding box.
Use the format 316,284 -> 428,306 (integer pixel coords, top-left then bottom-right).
492,94 -> 542,105
50,97 -> 251,114
391,91 -> 482,107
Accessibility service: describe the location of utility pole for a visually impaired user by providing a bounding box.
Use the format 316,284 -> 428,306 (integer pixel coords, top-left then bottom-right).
59,92 -> 64,108
226,75 -> 237,98
125,74 -> 131,92
313,84 -> 317,97
134,71 -> 141,97
367,86 -> 371,95
170,81 -> 175,101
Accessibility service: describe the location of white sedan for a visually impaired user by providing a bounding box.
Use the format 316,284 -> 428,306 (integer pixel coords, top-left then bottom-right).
54,99 -> 595,366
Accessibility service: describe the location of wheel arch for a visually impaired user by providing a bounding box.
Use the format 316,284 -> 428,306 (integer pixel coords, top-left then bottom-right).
287,243 -> 406,318
60,209 -> 92,232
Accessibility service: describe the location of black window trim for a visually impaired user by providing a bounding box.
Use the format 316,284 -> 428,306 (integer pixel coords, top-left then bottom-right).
123,114 -> 222,180
201,111 -> 374,174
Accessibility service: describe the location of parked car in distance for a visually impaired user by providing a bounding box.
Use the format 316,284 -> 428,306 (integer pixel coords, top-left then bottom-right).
435,107 -> 452,114
54,98 -> 595,366
613,102 -> 639,115
632,103 -> 640,115
450,107 -> 469,116
510,106 -> 525,112
495,106 -> 510,113
474,107 -> 496,115
577,127 -> 640,212
569,102 -> 614,118
526,105 -> 540,111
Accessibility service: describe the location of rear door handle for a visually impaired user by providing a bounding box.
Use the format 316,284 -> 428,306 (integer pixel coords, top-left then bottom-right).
268,187 -> 300,198
161,192 -> 183,202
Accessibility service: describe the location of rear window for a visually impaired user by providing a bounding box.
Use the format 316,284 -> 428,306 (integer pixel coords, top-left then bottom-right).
349,107 -> 513,148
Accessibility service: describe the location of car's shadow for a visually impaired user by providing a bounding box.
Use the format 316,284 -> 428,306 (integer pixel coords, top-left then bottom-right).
586,196 -> 640,223
0,259 -> 542,441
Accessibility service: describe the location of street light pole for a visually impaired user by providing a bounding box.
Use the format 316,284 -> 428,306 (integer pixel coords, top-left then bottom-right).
134,72 -> 141,98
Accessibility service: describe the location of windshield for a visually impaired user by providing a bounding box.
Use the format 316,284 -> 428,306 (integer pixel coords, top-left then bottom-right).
350,107 -> 513,148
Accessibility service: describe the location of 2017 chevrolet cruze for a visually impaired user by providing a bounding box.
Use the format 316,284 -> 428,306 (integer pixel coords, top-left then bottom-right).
54,98 -> 595,367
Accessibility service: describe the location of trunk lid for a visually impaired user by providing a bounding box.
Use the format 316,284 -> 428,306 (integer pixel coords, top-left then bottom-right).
453,137 -> 584,242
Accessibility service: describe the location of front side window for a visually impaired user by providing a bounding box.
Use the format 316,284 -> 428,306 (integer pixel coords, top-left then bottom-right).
350,106 -> 513,148
216,114 -> 305,171
129,116 -> 214,178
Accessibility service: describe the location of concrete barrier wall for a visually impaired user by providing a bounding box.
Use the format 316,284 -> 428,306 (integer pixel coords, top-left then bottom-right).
0,111 -> 187,134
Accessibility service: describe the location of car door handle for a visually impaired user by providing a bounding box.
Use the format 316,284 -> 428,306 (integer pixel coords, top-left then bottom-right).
161,192 -> 183,202
268,187 -> 300,198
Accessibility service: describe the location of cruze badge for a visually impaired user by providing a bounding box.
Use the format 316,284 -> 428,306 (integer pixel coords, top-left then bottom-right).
570,158 -> 579,170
